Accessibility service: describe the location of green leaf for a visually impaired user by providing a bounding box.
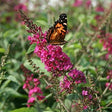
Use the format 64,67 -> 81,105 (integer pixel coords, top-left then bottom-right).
67,94 -> 79,100
6,75 -> 18,83
36,20 -> 48,26
92,40 -> 103,49
101,100 -> 107,106
0,48 -> 5,53
10,107 -> 37,112
27,44 -> 36,54
78,14 -> 86,23
0,88 -> 25,98
96,51 -> 107,57
44,107 -> 54,112
66,32 -> 73,41
74,43 -> 82,49
87,14 -> 96,25
97,77 -> 107,81
65,99 -> 71,110
3,30 -> 19,39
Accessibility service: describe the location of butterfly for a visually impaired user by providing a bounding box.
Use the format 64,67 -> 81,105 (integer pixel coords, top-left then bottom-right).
46,13 -> 67,45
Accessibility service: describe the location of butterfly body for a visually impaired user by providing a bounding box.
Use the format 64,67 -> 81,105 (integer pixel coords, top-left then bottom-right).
47,13 -> 67,45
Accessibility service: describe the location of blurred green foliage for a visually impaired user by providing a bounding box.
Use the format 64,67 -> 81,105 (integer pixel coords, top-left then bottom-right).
0,0 -> 112,112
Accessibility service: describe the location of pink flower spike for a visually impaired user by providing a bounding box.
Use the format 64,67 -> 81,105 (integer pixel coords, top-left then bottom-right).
83,106 -> 88,110
73,0 -> 83,7
95,5 -> 104,12
27,97 -> 35,103
68,68 -> 86,84
37,95 -> 45,100
23,83 -> 27,89
14,3 -> 27,12
86,0 -> 91,8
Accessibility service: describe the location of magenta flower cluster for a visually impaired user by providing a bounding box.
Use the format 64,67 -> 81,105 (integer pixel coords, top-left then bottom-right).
105,70 -> 112,90
28,29 -> 73,74
82,90 -> 92,99
94,4 -> 104,22
68,69 -> 86,84
60,69 -> 86,93
27,25 -> 86,94
14,3 -> 27,12
25,14 -> 86,95
73,0 -> 83,7
14,3 -> 28,22
23,74 -> 45,107
95,5 -> 104,12
20,11 -> 87,108
99,33 -> 112,59
81,88 -> 96,110
73,0 -> 91,8
71,87 -> 97,110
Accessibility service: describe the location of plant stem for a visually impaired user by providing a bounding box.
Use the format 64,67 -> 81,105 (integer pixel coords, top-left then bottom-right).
58,98 -> 70,112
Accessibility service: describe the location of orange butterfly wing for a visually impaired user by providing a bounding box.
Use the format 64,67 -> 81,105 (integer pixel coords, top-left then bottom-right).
47,13 -> 67,45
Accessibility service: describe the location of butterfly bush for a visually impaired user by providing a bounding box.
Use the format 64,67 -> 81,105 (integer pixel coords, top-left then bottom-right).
94,4 -> 104,22
27,26 -> 86,93
73,0 -> 83,7
105,70 -> 112,90
14,3 -> 28,22
28,30 -> 73,74
71,87 -> 98,110
24,74 -> 45,107
60,69 -> 86,93
81,87 -> 99,109
20,11 -> 86,97
95,5 -> 104,12
94,6 -> 112,59
73,0 -> 91,8
21,65 -> 45,107
14,3 -> 28,12
98,33 -> 112,59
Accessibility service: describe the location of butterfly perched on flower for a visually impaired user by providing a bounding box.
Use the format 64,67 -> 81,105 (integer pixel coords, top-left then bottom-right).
46,13 -> 67,45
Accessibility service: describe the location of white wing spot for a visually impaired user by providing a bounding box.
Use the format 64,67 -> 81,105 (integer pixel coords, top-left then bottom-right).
63,23 -> 67,25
